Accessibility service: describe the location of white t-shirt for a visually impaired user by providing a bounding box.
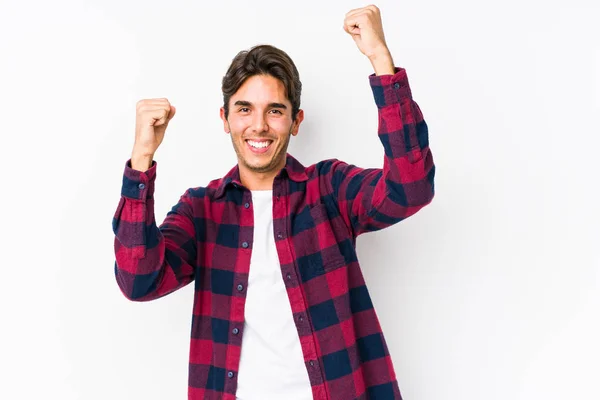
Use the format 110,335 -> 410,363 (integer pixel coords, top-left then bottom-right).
235,190 -> 313,400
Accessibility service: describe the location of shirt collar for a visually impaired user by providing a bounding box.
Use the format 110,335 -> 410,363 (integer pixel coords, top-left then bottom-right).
214,153 -> 308,198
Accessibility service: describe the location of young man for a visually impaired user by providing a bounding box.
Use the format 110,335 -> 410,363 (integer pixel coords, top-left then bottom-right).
113,5 -> 435,400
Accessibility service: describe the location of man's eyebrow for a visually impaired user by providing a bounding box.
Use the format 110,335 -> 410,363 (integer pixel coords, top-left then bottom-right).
268,102 -> 287,109
233,100 -> 287,109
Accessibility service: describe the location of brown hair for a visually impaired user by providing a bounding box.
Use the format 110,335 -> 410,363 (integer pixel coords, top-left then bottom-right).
222,44 -> 302,120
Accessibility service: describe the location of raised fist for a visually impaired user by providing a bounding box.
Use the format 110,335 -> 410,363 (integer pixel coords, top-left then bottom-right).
131,98 -> 176,170
343,5 -> 389,60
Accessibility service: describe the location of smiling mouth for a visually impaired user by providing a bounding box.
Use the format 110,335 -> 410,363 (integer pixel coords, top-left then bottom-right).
246,139 -> 273,152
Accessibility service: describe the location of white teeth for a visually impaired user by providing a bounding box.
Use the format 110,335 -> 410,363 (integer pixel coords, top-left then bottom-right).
248,140 -> 271,149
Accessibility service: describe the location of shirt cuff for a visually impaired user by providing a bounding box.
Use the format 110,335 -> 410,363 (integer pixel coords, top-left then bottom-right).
121,159 -> 157,200
369,67 -> 412,108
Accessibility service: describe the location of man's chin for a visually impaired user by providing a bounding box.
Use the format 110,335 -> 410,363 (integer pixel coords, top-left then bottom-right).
242,158 -> 275,173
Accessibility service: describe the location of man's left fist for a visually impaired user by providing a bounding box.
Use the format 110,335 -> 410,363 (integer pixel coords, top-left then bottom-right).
343,5 -> 389,60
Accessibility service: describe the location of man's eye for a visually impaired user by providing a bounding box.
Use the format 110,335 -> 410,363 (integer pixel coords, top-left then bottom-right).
270,109 -> 282,114
239,108 -> 250,113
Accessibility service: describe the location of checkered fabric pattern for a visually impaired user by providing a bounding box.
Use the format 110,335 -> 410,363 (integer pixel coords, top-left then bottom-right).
113,67 -> 435,399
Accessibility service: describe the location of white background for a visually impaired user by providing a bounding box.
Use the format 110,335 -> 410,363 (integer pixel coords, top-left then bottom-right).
1,0 -> 599,399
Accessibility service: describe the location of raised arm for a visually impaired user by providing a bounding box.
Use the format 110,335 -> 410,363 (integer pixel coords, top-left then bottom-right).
112,99 -> 196,301
328,5 -> 435,237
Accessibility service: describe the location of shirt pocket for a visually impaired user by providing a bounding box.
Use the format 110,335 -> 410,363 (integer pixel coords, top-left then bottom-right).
296,202 -> 347,273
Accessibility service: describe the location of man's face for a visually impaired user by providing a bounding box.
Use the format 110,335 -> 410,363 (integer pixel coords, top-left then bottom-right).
220,74 -> 304,175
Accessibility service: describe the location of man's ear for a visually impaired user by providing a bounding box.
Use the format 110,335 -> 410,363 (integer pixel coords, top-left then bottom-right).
290,109 -> 304,136
220,107 -> 230,133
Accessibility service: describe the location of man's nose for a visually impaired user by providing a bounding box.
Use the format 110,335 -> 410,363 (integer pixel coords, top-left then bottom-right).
251,113 -> 268,133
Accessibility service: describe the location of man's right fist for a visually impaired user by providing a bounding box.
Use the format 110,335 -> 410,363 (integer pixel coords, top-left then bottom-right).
131,98 -> 176,171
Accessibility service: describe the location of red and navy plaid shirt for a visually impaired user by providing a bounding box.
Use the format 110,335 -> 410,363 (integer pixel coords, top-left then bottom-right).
113,67 -> 435,400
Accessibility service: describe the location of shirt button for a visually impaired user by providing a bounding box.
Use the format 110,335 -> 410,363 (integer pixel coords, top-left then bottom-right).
138,183 -> 145,189
393,82 -> 400,89
244,202 -> 250,209
277,232 -> 283,239
237,284 -> 244,292
232,328 -> 239,335
228,371 -> 234,378
242,242 -> 249,248
309,360 -> 315,366
286,273 -> 292,280
298,315 -> 304,322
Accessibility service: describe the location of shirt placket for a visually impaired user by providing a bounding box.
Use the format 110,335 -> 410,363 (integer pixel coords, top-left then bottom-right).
224,186 -> 253,396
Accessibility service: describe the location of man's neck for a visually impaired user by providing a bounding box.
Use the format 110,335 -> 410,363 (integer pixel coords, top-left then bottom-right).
238,165 -> 282,191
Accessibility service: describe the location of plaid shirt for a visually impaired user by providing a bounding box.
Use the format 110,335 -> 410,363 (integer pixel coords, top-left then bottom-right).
113,67 -> 435,400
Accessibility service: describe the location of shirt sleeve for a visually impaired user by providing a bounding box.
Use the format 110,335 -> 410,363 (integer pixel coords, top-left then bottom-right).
112,160 -> 197,301
327,67 -> 435,237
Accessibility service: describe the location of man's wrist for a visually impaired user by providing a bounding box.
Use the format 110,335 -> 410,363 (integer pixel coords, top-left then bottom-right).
369,48 -> 395,76
130,153 -> 154,172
